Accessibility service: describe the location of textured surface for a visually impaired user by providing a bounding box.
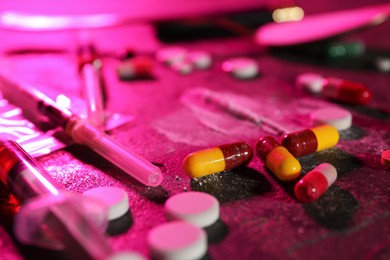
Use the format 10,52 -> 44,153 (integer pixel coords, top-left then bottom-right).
0,6 -> 390,260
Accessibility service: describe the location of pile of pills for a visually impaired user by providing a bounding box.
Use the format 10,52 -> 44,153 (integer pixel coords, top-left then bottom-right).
182,124 -> 341,203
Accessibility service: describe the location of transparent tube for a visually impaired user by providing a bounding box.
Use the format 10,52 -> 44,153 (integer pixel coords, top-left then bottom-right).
15,192 -> 113,260
0,139 -> 62,201
80,61 -> 105,128
0,139 -> 114,259
67,118 -> 163,187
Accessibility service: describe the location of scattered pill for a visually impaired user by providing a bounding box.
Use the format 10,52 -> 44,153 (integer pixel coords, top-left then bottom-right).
311,107 -> 352,130
183,141 -> 253,178
296,73 -> 371,105
170,60 -> 193,75
296,73 -> 324,94
381,150 -> 390,168
294,163 -> 337,203
322,77 -> 371,105
117,56 -> 154,80
256,136 -> 301,181
222,57 -> 259,79
148,221 -> 207,260
281,125 -> 339,157
165,191 -> 219,228
83,186 -> 129,221
187,51 -> 212,70
156,46 -> 187,65
375,57 -> 390,72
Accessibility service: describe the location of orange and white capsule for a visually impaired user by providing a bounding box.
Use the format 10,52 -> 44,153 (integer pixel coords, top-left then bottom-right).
183,142 -> 253,178
294,163 -> 337,203
256,136 -> 301,181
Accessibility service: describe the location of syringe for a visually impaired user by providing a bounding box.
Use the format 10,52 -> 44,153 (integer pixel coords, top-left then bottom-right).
0,70 -> 163,187
0,139 -> 114,259
77,43 -> 106,128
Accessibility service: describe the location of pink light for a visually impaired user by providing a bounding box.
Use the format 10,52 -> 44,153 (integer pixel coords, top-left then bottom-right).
0,12 -> 122,31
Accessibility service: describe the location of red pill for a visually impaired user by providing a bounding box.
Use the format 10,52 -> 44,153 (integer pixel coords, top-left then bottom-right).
322,77 -> 371,105
296,73 -> 371,105
294,163 -> 337,203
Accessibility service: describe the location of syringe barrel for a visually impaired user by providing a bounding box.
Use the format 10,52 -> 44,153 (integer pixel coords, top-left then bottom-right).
66,118 -> 163,187
0,140 -> 61,202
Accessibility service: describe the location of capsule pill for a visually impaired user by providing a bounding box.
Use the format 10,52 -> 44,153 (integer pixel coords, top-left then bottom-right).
294,163 -> 337,203
281,125 -> 339,157
256,136 -> 301,181
183,142 -> 253,178
296,73 -> 372,105
322,77 -> 371,105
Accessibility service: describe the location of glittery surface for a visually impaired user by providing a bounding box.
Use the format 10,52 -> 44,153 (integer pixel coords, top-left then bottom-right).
0,10 -> 390,260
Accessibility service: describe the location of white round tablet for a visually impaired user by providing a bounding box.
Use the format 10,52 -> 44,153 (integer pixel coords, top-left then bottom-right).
165,191 -> 219,228
296,73 -> 324,94
156,47 -> 188,65
107,251 -> 146,260
222,57 -> 258,79
311,107 -> 352,130
83,186 -> 129,221
147,221 -> 207,260
188,51 -> 212,70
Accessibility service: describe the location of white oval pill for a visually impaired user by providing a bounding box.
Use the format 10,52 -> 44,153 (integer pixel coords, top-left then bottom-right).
148,221 -> 207,260
165,191 -> 219,228
156,47 -> 187,65
188,51 -> 212,70
83,186 -> 129,221
311,107 -> 352,130
296,73 -> 324,94
222,57 -> 258,79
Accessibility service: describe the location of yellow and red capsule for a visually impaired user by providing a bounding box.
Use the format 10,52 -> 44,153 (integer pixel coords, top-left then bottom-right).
183,142 -> 253,178
256,136 -> 301,181
281,124 -> 339,157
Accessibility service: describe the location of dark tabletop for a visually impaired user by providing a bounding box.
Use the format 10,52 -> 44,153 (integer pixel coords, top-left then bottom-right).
0,3 -> 389,260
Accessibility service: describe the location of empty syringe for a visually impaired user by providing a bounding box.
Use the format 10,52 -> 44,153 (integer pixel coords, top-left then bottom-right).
0,70 -> 163,187
0,139 -> 114,259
